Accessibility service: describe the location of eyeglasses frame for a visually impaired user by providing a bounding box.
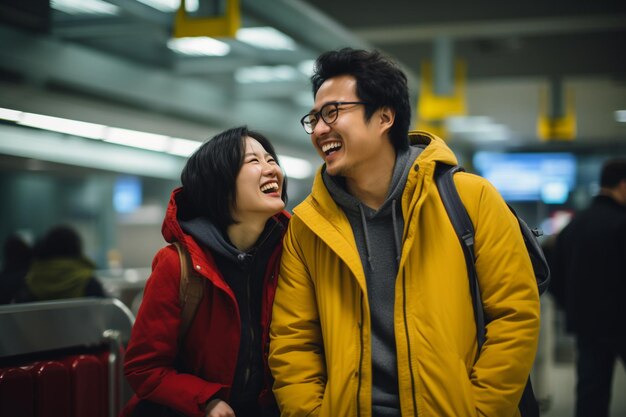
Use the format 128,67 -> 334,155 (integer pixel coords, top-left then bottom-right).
300,101 -> 370,134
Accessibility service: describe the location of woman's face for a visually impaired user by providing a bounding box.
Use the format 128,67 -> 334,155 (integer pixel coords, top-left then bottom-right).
231,137 -> 285,222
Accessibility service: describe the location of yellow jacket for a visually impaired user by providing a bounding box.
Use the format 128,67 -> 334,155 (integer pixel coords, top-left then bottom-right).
269,132 -> 540,417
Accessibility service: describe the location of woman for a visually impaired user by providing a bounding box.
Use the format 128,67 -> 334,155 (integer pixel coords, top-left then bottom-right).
122,126 -> 289,417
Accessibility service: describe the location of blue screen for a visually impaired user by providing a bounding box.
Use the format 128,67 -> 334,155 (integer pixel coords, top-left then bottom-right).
472,152 -> 577,204
113,176 -> 142,213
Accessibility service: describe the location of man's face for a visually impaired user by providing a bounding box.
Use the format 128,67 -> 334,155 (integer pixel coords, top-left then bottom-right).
309,75 -> 390,178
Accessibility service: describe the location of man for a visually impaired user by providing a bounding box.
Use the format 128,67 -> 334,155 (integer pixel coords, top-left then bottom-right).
551,158 -> 626,417
269,48 -> 540,417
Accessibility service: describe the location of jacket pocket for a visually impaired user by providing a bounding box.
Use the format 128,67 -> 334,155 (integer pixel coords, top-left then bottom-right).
427,352 -> 477,417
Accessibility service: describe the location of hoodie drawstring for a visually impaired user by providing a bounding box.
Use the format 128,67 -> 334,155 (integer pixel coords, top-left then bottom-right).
391,199 -> 402,263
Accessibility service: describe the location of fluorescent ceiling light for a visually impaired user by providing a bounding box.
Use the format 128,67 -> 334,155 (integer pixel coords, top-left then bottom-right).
298,60 -> 315,77
237,27 -> 296,50
1,107 -> 312,173
51,0 -> 119,15
136,0 -> 198,12
167,37 -> 230,56
169,137 -> 202,157
615,110 -> 626,123
446,115 -> 493,132
446,116 -> 510,141
235,65 -> 299,83
0,107 -> 21,122
105,127 -> 170,152
278,155 -> 313,179
19,113 -> 106,140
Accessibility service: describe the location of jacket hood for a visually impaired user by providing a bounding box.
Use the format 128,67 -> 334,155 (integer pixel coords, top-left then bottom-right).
179,215 -> 286,265
161,187 -> 290,254
305,131 -> 458,216
26,257 -> 95,300
407,130 -> 458,167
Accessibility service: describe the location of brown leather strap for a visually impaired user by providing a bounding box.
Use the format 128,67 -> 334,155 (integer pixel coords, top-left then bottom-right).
173,242 -> 204,344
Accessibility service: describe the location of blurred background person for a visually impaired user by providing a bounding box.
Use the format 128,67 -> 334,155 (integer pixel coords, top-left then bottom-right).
550,158 -> 626,417
15,225 -> 105,302
0,233 -> 33,304
122,126 -> 289,417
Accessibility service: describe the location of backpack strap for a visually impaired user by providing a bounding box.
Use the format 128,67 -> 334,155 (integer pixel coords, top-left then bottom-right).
508,206 -> 551,295
434,164 -> 486,351
435,164 -> 542,417
173,242 -> 204,344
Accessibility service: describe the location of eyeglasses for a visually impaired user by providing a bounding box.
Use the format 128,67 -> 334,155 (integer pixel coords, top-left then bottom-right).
300,101 -> 369,134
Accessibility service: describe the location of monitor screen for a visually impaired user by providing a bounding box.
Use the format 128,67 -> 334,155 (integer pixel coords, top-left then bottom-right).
472,152 -> 577,204
113,176 -> 142,213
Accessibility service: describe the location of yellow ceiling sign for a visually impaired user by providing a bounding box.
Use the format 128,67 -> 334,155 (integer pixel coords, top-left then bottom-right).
173,0 -> 240,39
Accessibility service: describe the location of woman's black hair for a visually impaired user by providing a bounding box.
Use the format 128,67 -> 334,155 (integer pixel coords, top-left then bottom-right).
180,126 -> 287,226
311,48 -> 411,151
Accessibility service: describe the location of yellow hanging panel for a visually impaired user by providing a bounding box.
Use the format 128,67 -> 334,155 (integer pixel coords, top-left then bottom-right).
416,60 -> 467,139
537,85 -> 576,141
174,0 -> 241,39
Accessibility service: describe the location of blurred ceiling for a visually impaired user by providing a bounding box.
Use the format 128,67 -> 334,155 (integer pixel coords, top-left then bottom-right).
301,0 -> 626,149
0,0 -> 625,177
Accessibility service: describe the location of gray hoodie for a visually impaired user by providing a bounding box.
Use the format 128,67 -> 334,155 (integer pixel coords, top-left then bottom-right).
323,144 -> 423,417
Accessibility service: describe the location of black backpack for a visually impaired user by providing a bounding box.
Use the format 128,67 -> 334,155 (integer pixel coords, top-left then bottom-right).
435,163 -> 550,417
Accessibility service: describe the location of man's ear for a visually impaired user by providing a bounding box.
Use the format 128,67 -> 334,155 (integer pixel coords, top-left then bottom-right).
378,106 -> 395,134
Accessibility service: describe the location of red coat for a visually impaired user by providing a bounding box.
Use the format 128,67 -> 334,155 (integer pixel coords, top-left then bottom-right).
121,188 -> 289,417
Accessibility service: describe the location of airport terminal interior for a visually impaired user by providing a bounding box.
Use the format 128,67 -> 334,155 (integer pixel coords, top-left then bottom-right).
1,0 -> 625,415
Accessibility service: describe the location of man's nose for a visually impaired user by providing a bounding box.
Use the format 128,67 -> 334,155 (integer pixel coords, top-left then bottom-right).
312,117 -> 331,136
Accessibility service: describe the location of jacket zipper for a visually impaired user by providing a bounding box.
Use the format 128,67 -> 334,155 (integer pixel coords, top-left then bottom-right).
243,269 -> 254,390
402,268 -> 418,416
356,291 -> 365,417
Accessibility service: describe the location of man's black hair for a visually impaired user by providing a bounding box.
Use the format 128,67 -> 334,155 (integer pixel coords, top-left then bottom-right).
180,126 -> 287,226
311,48 -> 411,151
36,225 -> 83,260
600,158 -> 626,188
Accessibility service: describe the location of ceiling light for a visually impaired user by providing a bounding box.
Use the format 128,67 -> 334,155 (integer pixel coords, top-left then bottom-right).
51,0 -> 119,15
135,0 -> 198,12
446,116 -> 510,141
298,60 -> 315,77
236,27 -> 296,50
0,107 -> 21,122
105,127 -> 170,152
19,113 -> 106,140
2,106 -> 313,180
167,37 -> 230,56
615,110 -> 626,123
278,155 -> 313,179
235,65 -> 298,83
169,137 -> 202,157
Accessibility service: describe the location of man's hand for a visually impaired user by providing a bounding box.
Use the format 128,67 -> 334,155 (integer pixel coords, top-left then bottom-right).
205,399 -> 235,417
